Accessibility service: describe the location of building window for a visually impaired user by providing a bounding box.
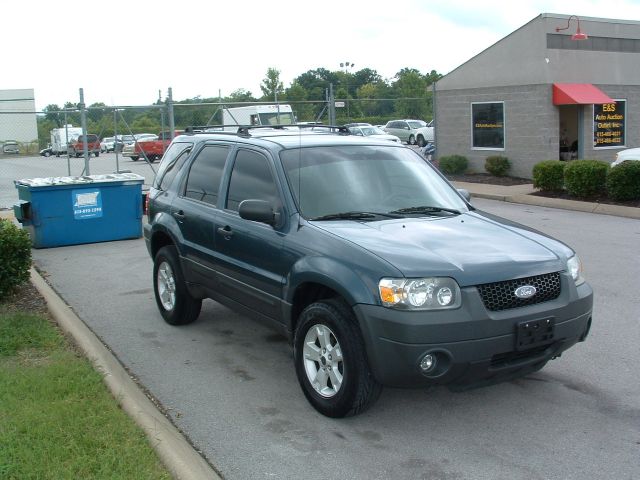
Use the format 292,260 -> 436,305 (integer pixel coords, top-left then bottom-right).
593,100 -> 626,149
471,102 -> 505,149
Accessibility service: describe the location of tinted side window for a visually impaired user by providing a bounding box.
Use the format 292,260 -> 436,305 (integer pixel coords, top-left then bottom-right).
153,142 -> 192,190
184,145 -> 229,205
226,150 -> 279,212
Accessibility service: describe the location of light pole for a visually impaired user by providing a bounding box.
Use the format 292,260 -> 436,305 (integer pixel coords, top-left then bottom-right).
339,62 -> 355,119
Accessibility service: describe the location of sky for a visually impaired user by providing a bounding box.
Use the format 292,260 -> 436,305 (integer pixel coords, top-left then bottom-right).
3,0 -> 640,111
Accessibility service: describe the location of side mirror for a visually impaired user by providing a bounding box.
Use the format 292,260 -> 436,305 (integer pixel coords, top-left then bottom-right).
457,189 -> 471,202
239,199 -> 279,226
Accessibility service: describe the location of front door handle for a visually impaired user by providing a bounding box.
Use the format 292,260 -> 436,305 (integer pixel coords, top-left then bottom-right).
217,226 -> 234,239
173,210 -> 185,221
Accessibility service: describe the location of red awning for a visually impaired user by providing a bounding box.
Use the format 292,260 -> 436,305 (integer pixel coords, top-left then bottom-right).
553,83 -> 614,105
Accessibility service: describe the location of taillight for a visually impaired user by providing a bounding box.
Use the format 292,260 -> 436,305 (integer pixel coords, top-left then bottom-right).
144,192 -> 149,216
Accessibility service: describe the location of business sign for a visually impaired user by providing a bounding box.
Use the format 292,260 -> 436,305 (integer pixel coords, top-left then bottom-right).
594,100 -> 625,148
334,101 -> 345,108
471,102 -> 505,149
72,188 -> 103,219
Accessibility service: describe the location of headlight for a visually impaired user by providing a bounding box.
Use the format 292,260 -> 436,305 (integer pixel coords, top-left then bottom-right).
567,255 -> 585,285
379,277 -> 461,310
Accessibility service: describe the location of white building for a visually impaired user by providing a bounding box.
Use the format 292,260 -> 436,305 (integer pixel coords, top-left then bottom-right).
0,88 -> 38,147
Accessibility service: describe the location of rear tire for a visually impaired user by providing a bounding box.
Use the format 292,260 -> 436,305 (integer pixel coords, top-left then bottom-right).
293,298 -> 382,417
408,134 -> 416,145
153,245 -> 202,325
417,135 -> 425,147
94,151 -> 99,157
131,156 -> 139,161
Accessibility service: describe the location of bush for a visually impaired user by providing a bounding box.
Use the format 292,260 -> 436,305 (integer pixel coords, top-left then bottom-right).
563,160 -> 609,198
438,155 -> 468,175
607,161 -> 640,201
533,161 -> 566,191
0,220 -> 32,300
484,156 -> 511,176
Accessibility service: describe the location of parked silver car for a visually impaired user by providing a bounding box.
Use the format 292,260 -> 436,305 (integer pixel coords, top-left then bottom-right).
384,119 -> 434,146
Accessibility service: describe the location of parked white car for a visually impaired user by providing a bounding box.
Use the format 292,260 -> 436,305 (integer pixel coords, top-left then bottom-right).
611,147 -> 640,167
100,137 -> 116,152
347,125 -> 401,143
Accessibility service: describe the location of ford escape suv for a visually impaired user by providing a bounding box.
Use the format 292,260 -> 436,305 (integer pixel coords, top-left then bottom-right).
144,126 -> 593,418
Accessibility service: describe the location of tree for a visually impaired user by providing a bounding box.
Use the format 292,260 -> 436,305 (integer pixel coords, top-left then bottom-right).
393,69 -> 428,118
227,89 -> 257,103
43,104 -> 63,127
260,67 -> 284,101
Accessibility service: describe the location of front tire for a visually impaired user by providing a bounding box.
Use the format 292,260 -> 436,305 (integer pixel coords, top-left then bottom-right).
131,156 -> 139,161
153,245 -> 202,325
293,298 -> 382,417
417,135 -> 425,147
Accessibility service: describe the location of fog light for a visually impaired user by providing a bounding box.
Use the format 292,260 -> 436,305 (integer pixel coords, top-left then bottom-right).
420,354 -> 436,372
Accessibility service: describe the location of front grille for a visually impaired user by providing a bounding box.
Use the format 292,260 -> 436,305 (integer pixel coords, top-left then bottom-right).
476,272 -> 561,312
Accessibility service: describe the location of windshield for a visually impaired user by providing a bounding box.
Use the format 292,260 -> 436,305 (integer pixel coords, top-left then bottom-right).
361,127 -> 385,135
280,145 -> 469,219
258,112 -> 295,125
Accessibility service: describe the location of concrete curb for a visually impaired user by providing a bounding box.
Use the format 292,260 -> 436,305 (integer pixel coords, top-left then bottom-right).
505,194 -> 640,219
29,268 -> 221,480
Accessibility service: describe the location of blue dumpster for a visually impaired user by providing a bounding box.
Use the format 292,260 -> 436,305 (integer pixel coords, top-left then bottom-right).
14,173 -> 145,248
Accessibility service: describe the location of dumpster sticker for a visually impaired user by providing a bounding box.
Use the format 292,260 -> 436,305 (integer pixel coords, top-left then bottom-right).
72,188 -> 103,219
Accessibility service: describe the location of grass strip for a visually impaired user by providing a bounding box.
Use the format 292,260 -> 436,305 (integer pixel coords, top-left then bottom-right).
0,310 -> 171,480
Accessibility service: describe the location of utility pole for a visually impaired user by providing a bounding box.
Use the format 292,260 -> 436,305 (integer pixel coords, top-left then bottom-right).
79,88 -> 90,175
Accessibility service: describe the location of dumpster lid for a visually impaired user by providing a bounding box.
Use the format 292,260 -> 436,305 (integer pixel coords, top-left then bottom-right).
15,173 -> 144,187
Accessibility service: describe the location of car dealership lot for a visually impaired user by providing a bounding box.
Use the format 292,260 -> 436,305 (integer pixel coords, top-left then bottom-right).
30,198 -> 640,480
0,152 -> 156,210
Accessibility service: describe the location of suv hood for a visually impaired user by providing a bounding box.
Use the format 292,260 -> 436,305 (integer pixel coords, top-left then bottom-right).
312,212 -> 571,286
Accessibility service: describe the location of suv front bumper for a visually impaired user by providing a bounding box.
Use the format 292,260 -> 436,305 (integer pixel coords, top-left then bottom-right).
354,276 -> 593,389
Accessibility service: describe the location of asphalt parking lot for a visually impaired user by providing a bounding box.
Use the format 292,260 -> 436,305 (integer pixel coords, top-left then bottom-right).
0,152 -> 157,210
30,198 -> 640,480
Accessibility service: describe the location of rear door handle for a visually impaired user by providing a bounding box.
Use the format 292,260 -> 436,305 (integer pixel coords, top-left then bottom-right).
173,210 -> 185,221
217,226 -> 233,239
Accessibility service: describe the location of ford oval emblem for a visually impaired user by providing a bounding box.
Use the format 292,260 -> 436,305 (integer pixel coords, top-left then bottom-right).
515,285 -> 537,299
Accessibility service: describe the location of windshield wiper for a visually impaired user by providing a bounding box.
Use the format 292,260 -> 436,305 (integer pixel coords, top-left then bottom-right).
389,206 -> 461,216
310,211 -> 404,221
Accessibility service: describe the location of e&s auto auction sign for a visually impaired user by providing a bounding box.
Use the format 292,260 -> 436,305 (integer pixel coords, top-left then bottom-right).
594,100 -> 626,148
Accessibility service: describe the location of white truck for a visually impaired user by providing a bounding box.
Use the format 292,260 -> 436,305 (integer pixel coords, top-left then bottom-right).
222,104 -> 295,130
51,125 -> 83,156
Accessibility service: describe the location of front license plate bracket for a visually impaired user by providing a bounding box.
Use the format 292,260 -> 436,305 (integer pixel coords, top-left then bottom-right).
516,318 -> 555,351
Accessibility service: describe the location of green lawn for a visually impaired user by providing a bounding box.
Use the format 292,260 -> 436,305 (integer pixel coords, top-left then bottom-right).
0,307 -> 171,479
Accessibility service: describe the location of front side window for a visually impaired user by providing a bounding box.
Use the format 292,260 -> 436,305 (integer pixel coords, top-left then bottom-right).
184,145 -> 229,205
226,150 -> 280,211
472,102 -> 505,149
154,142 -> 193,190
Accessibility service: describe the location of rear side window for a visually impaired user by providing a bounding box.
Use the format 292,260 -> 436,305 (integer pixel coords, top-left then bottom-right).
226,149 -> 280,211
184,145 -> 229,205
154,142 -> 193,190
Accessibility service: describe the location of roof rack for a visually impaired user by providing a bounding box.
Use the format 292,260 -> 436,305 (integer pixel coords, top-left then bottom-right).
183,124 -> 351,137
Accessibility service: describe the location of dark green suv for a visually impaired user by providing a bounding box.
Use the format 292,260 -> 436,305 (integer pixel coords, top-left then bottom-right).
144,126 -> 593,417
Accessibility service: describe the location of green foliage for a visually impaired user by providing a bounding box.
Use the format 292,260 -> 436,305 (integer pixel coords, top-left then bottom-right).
0,220 -> 32,300
485,155 -> 511,176
260,67 -> 285,100
37,65 -> 443,145
606,161 -> 640,201
533,161 -> 566,191
563,160 -> 609,198
439,155 -> 468,174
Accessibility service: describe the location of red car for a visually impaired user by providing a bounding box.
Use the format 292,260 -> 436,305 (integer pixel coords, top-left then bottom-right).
68,134 -> 100,157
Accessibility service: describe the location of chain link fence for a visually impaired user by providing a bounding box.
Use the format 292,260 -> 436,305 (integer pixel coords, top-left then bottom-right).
0,92 -> 432,210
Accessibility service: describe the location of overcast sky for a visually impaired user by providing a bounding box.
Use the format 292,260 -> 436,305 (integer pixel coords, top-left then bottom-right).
4,0 -> 640,110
